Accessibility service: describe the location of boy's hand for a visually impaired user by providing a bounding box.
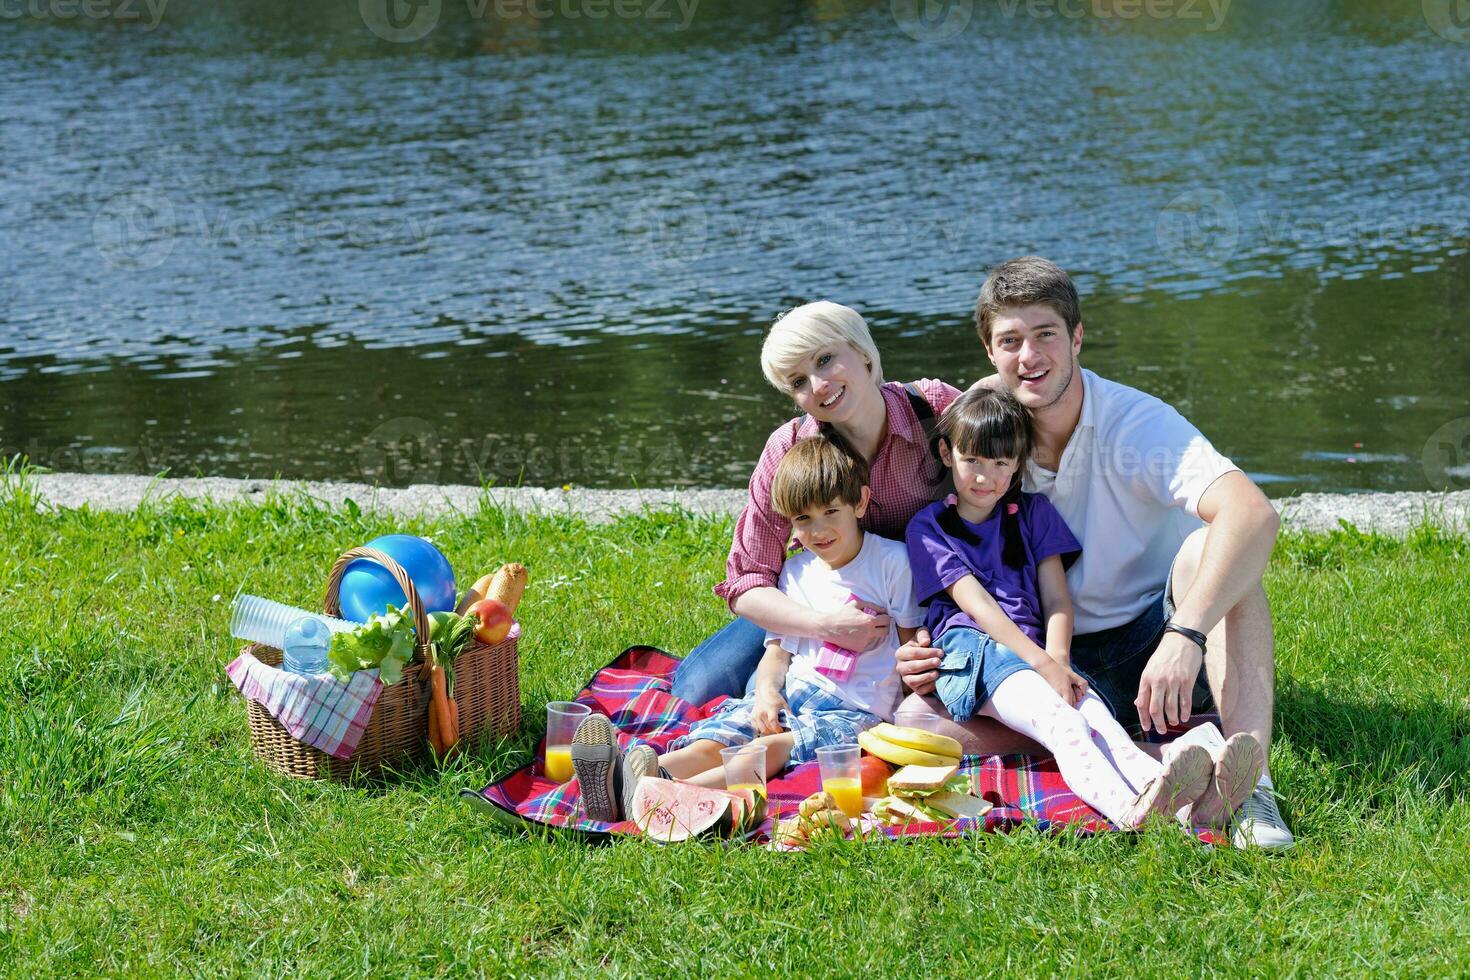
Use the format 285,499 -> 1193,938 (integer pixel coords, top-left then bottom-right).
895,628 -> 939,695
750,689 -> 788,736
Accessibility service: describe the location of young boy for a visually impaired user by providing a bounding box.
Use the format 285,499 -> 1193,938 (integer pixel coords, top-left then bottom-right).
571,435 -> 925,822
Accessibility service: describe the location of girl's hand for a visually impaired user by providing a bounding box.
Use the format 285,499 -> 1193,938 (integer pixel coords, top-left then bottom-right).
818,605 -> 892,652
750,689 -> 788,735
1038,660 -> 1087,707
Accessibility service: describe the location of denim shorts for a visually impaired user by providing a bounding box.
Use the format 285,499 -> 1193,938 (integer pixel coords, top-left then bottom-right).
1069,572 -> 1213,736
932,626 -> 1036,725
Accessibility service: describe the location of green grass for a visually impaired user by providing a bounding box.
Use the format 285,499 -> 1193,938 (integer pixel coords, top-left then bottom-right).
2,463 -> 1468,976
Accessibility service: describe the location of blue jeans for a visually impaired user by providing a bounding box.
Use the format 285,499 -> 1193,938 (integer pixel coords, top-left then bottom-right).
670,616 -> 766,705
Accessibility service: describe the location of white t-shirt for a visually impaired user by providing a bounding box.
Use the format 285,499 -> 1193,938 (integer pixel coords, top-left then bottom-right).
767,532 -> 925,718
1024,368 -> 1240,635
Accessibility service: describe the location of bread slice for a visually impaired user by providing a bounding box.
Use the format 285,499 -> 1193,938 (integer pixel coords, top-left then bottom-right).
927,790 -> 993,821
887,763 -> 959,792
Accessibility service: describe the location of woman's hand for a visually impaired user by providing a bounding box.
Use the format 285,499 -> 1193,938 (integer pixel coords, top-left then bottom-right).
750,687 -> 788,735
895,628 -> 940,695
818,605 -> 892,652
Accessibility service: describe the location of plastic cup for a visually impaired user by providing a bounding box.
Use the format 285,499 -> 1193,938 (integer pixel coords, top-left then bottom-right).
815,744 -> 863,818
893,708 -> 946,735
544,702 -> 591,783
720,743 -> 768,800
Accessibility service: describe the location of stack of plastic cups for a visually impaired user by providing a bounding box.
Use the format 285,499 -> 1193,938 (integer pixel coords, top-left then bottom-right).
229,594 -> 361,650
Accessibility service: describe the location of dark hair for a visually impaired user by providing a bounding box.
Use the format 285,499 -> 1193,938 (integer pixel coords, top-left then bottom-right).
974,256 -> 1082,349
770,432 -> 870,519
934,387 -> 1033,569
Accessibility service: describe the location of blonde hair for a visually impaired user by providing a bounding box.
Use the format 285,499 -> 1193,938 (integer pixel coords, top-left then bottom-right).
769,434 -> 870,518
760,301 -> 884,395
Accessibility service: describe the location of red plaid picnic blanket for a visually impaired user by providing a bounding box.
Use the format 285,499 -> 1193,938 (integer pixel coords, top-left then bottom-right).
463,646 -> 1224,844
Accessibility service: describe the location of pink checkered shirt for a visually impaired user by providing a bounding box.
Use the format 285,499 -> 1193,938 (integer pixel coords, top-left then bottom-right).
714,378 -> 962,612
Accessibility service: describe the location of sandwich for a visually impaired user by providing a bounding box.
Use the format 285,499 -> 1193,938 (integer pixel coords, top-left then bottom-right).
871,763 -> 993,825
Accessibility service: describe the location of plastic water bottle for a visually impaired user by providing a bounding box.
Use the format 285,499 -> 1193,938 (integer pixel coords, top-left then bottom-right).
229,594 -> 361,650
282,617 -> 331,676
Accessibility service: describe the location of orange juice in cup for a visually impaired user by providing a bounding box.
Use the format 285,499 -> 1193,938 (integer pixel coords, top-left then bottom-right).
823,776 -> 863,818
721,744 -> 768,802
545,701 -> 591,783
544,745 -> 574,783
816,744 -> 864,819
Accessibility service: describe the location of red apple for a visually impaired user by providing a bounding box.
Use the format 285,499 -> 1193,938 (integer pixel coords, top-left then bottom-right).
467,598 -> 512,645
859,755 -> 892,798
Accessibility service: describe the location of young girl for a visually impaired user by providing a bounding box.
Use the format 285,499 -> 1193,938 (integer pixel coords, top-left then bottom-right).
904,387 -> 1213,829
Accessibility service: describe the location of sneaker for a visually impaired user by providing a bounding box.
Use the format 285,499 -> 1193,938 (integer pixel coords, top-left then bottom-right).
571,713 -> 622,822
1128,743 -> 1212,827
1191,732 -> 1265,828
621,743 -> 659,822
1168,719 -> 1226,753
1232,782 -> 1295,851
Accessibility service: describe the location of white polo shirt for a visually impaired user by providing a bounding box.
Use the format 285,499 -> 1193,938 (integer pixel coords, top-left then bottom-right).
1023,368 -> 1240,635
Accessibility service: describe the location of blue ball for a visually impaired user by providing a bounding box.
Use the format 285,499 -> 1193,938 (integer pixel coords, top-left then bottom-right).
339,534 -> 457,623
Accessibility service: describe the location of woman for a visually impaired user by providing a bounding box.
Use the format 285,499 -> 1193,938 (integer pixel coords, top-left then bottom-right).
671,301 -> 960,706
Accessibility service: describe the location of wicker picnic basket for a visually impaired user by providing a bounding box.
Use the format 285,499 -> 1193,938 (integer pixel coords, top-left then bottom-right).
242,546 -> 521,781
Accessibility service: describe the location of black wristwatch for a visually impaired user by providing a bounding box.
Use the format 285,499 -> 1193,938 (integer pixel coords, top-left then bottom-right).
1162,620 -> 1208,656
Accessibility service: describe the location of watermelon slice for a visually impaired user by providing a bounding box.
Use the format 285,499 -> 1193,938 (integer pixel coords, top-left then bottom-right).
629,778 -> 767,842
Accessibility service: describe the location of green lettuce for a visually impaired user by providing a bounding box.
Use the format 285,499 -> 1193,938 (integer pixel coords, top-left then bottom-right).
328,604 -> 415,685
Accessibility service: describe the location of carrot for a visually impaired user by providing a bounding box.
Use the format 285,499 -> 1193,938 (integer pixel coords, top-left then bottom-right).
448,697 -> 461,748
430,663 -> 457,751
427,695 -> 444,755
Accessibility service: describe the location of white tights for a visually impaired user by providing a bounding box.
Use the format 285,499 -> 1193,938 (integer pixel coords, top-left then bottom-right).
982,670 -> 1164,828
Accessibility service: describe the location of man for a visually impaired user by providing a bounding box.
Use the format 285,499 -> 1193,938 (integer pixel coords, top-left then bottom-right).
895,256 -> 1293,849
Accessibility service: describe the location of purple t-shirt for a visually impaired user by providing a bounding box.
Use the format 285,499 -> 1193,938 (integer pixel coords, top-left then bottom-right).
905,492 -> 1082,644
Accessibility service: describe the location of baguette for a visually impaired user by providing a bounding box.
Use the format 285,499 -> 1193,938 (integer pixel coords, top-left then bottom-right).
485,563 -> 529,617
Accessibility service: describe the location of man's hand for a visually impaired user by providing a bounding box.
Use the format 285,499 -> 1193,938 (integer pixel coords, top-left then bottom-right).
1134,632 -> 1204,733
818,605 -> 892,652
895,628 -> 939,695
750,688 -> 788,736
1038,659 -> 1087,707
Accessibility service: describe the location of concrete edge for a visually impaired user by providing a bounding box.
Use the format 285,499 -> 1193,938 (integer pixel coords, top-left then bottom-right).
13,472 -> 1470,537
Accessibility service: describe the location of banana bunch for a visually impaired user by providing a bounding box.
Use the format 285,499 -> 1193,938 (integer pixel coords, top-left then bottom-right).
857,723 -> 963,767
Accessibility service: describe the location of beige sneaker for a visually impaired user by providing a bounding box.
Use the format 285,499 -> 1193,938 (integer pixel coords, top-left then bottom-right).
1191,732 -> 1266,828
1128,743 -> 1212,827
620,743 -> 659,821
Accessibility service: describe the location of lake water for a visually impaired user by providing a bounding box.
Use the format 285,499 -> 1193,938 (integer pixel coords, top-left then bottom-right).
3,1 -> 1468,494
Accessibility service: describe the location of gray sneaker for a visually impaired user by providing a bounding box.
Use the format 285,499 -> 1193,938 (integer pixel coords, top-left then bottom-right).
571,713 -> 622,822
1232,783 -> 1295,851
621,743 -> 660,822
